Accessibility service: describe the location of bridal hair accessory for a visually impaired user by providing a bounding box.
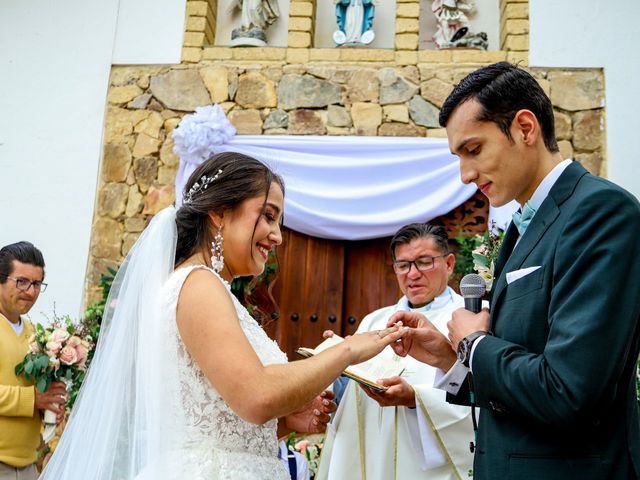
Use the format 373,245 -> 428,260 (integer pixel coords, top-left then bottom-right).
183,169 -> 223,205
172,104 -> 237,166
211,227 -> 224,273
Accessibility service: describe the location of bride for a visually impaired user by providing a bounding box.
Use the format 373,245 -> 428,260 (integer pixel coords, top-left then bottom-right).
40,152 -> 406,479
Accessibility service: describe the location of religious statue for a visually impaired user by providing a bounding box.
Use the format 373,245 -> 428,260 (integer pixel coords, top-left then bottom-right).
333,0 -> 376,46
229,0 -> 280,46
431,0 -> 488,49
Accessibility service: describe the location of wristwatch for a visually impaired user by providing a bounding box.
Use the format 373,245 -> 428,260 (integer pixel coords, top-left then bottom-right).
457,331 -> 490,368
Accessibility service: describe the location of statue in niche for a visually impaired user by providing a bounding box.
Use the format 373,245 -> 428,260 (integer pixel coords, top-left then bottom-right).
333,0 -> 376,46
229,0 -> 280,46
431,0 -> 488,50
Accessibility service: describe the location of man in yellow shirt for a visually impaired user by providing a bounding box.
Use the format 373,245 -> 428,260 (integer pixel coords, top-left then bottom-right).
0,242 -> 66,480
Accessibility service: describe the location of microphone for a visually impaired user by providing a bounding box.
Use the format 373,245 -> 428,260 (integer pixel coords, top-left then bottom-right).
460,274 -> 487,314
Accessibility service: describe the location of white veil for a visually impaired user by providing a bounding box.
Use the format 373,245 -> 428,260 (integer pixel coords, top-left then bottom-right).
40,206 -> 184,479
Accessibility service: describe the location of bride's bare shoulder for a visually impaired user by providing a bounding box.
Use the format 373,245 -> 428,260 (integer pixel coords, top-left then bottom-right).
178,265 -> 229,297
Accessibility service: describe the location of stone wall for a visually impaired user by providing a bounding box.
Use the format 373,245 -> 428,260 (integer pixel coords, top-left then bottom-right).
85,0 -> 606,303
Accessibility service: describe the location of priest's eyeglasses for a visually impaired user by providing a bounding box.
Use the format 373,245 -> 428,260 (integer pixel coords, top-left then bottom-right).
392,254 -> 448,275
0,275 -> 48,292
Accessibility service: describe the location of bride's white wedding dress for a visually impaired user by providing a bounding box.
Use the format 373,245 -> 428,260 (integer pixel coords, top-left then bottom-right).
38,207 -> 290,480
163,265 -> 289,479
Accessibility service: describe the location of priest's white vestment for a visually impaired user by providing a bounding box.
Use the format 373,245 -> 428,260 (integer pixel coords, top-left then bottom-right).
317,288 -> 475,480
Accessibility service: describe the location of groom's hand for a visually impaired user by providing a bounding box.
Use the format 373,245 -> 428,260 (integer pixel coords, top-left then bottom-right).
387,311 -> 457,371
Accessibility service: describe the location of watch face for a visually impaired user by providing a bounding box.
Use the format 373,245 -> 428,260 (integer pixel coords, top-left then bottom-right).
457,339 -> 468,363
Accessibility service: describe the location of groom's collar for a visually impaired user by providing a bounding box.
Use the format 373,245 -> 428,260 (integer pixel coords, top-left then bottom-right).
521,159 -> 573,211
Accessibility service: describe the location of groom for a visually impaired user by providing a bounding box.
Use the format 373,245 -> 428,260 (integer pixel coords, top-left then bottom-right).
390,62 -> 640,479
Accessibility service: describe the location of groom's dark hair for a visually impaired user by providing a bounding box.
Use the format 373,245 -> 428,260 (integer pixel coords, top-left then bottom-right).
439,61 -> 559,153
175,152 -> 285,268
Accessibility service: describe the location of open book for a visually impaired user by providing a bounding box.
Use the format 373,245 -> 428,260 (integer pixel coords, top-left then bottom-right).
296,335 -> 405,392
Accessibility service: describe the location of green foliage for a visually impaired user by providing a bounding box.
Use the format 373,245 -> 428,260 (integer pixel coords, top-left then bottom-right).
286,431 -> 296,449
453,234 -> 483,280
231,250 -> 278,316
84,267 -> 116,337
454,226 -> 505,280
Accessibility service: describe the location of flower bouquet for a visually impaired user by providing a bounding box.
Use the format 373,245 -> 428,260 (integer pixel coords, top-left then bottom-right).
287,432 -> 324,479
15,316 -> 94,442
455,224 -> 504,291
470,227 -> 504,291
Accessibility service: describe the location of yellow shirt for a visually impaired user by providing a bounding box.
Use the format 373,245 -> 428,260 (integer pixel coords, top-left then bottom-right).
0,315 -> 39,467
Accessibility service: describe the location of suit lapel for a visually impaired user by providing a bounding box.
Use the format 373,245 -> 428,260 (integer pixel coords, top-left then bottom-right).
489,161 -> 589,329
489,200 -> 559,330
489,222 -> 518,306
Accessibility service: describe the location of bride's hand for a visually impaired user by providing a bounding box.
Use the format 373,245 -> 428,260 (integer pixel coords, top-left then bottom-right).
285,390 -> 337,434
342,324 -> 407,365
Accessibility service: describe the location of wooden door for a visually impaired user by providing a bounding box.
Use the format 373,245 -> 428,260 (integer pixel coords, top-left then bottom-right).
341,238 -> 400,337
268,229 -> 345,359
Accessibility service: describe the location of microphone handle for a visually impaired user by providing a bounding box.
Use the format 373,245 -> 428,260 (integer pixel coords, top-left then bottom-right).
464,297 -> 482,314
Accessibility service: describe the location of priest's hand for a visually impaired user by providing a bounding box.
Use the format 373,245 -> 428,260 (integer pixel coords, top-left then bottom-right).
361,376 -> 416,408
386,311 -> 457,371
284,390 -> 336,434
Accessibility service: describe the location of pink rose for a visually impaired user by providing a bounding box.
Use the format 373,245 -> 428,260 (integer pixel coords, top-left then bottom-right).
66,336 -> 81,348
295,440 -> 310,452
46,341 -> 62,355
59,346 -> 78,365
52,328 -> 70,343
76,344 -> 89,369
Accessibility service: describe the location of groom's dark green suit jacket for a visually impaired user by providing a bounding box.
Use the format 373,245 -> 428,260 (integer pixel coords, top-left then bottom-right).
452,162 -> 640,479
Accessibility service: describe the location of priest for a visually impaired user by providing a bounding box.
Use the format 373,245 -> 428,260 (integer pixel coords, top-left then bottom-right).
317,223 -> 474,480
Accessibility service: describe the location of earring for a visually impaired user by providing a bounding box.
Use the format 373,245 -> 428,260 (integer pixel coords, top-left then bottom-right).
211,227 -> 224,273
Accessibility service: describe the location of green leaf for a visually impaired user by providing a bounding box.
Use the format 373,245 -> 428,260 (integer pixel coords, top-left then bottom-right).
472,253 -> 490,269
25,360 -> 34,375
286,431 -> 296,449
35,355 -> 50,370
15,362 -> 24,376
36,377 -> 48,393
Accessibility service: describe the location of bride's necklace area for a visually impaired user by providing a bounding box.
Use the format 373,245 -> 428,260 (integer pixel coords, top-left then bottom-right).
181,252 -> 233,286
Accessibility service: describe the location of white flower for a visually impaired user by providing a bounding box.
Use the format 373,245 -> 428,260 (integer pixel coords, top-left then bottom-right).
172,104 -> 237,166
472,244 -> 489,256
474,261 -> 495,291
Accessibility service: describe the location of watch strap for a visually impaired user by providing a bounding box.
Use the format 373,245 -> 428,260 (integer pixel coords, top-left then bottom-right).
459,330 -> 491,367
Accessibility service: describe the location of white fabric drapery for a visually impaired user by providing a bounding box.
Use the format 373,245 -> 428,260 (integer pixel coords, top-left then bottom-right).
174,106 -> 517,240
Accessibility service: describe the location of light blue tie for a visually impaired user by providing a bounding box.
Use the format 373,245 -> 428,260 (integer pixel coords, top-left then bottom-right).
512,201 -> 537,236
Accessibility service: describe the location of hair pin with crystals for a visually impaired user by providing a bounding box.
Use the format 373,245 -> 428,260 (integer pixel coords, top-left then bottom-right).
183,169 -> 223,205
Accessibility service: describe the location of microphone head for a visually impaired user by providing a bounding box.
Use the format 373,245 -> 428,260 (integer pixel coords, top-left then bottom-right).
460,273 -> 487,298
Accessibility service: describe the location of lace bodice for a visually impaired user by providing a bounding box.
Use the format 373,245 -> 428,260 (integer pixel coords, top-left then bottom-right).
160,265 -> 289,479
